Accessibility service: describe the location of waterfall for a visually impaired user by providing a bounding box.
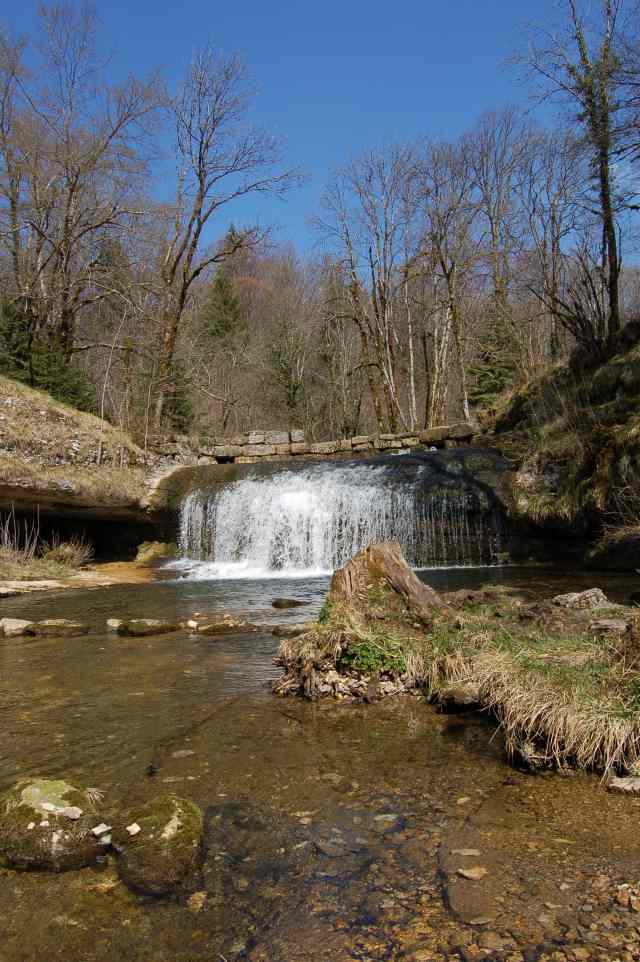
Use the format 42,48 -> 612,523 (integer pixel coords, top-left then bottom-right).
176,460 -> 502,579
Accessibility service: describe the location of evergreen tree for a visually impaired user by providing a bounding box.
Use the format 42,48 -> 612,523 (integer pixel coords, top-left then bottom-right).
468,318 -> 517,409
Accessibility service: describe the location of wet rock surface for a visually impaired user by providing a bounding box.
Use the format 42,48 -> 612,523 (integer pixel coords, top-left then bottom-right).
107,618 -> 179,637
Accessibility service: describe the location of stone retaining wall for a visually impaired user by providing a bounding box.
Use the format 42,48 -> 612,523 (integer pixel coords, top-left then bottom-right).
151,422 -> 479,465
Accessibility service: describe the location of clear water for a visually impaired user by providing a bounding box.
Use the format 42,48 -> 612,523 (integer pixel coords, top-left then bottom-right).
1,567 -> 639,961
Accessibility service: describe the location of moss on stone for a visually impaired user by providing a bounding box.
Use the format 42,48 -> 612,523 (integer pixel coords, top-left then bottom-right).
0,778 -> 101,871
113,794 -> 203,896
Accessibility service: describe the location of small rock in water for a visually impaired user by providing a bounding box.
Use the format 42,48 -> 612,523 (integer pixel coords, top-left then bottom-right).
125,822 -> 141,836
456,796 -> 472,805
458,866 -> 488,881
60,806 -> 83,820
271,598 -> 308,609
106,619 -> 122,633
452,848 -> 482,856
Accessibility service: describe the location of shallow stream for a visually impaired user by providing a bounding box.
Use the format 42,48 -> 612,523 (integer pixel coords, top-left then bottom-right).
1,567 -> 639,961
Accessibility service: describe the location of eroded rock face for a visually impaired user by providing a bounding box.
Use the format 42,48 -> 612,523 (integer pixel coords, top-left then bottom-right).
0,778 -> 102,871
113,794 -> 203,896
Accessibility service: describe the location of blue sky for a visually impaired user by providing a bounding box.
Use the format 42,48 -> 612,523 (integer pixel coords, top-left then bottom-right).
7,0 -> 565,253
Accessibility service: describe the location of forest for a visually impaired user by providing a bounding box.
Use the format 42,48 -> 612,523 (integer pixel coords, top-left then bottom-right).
1,0 -> 639,444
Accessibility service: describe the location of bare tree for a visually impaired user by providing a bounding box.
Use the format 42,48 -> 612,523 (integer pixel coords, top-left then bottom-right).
153,46 -> 299,427
317,144 -> 420,433
520,0 -> 628,341
418,139 -> 480,421
0,3 -> 159,357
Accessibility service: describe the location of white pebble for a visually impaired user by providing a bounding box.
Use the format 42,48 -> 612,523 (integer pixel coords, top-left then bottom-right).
27,822 -> 35,830
39,820 -> 50,828
92,823 -> 112,837
61,806 -> 83,820
126,822 -> 141,836
99,834 -> 112,846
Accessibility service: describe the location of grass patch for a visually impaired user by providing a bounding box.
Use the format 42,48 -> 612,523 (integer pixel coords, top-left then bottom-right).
277,584 -> 640,775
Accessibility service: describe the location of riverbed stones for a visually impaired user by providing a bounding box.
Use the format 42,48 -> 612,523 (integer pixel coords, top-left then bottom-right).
0,778 -> 102,871
113,794 -> 203,896
107,618 -> 179,637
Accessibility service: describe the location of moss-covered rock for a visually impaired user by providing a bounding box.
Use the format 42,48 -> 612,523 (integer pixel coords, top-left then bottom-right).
134,541 -> 178,566
113,794 -> 203,896
0,778 -> 102,871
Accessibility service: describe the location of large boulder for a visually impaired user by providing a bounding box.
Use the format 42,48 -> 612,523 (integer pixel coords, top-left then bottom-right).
0,778 -> 103,871
113,794 -> 203,896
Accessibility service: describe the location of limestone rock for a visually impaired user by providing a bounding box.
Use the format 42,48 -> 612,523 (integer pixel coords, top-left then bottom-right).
108,618 -> 179,637
0,778 -> 102,871
552,588 -> 610,609
113,794 -> 203,895
0,618 -> 34,637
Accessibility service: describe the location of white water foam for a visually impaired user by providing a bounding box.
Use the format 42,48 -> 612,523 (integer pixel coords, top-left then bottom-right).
175,462 -> 501,580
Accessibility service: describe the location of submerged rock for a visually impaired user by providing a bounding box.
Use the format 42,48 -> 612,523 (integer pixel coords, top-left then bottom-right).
272,622 -> 314,638
0,778 -> 102,871
107,619 -> 179,637
272,598 -> 308,609
113,794 -> 203,896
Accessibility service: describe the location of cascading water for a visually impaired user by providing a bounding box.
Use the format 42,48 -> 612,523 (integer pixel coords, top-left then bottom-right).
176,458 -> 503,579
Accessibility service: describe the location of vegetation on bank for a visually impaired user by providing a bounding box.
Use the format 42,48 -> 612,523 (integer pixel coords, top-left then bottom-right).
277,546 -> 640,775
0,374 -> 148,509
0,510 -> 94,580
485,321 -> 640,562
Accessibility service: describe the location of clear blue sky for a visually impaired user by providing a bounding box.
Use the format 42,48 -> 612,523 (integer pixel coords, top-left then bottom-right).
7,0 -> 564,253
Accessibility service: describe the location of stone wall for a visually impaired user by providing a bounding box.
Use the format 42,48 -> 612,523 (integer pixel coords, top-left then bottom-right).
151,422 -> 479,465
